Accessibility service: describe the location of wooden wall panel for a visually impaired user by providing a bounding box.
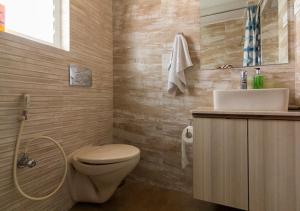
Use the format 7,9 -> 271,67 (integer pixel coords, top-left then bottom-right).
113,0 -> 296,194
0,0 -> 113,210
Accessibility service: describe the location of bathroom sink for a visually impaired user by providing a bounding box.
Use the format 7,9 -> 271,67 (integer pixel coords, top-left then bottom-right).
213,88 -> 289,112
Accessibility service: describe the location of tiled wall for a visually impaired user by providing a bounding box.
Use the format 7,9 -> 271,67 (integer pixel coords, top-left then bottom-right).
0,0 -> 113,210
278,0 -> 289,63
113,0 -> 296,193
295,2 -> 300,104
200,18 -> 244,69
261,6 -> 279,64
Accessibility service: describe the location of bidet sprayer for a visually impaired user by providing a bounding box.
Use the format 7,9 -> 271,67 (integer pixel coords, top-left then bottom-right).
14,93 -> 68,200
22,94 -> 31,120
24,94 -> 31,109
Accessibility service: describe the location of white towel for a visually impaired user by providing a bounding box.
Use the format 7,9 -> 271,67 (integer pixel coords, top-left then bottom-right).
168,34 -> 193,95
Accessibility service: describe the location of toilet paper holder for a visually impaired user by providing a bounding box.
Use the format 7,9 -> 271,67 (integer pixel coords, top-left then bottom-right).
185,119 -> 193,139
182,120 -> 193,169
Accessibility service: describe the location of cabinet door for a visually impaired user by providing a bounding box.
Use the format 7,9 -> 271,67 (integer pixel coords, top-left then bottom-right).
249,120 -> 300,211
193,118 -> 248,210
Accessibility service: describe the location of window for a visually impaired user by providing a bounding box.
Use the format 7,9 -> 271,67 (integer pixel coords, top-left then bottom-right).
0,0 -> 69,51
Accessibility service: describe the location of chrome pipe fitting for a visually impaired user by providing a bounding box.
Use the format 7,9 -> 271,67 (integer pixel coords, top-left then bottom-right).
17,153 -> 37,169
240,70 -> 248,89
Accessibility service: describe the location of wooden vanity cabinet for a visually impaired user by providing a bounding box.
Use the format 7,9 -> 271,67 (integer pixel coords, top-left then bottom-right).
248,120 -> 300,211
193,117 -> 300,211
193,118 -> 248,210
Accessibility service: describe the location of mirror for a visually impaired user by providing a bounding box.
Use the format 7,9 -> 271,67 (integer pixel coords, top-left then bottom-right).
200,0 -> 289,69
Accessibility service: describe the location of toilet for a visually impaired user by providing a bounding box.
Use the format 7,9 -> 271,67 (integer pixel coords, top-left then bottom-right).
68,144 -> 140,203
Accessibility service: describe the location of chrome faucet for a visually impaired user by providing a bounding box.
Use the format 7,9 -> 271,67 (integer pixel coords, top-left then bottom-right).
240,70 -> 247,89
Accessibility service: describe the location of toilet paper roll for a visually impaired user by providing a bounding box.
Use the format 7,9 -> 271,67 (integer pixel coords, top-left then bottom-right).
181,126 -> 193,169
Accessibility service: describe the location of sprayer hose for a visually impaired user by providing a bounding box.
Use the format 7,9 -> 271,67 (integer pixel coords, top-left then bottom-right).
13,119 -> 68,201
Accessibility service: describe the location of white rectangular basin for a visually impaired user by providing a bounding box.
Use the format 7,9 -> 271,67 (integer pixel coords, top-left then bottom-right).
213,88 -> 289,112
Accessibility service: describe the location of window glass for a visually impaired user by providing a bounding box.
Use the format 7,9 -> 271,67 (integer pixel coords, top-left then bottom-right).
0,0 -> 69,50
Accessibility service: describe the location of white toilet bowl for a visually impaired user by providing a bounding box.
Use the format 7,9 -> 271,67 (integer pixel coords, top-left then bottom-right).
68,144 -> 140,203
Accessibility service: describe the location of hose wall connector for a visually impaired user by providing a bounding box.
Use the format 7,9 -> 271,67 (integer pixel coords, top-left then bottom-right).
17,153 -> 37,169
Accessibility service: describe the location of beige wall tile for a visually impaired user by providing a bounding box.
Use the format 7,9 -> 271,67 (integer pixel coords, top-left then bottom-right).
0,0 -> 113,210
113,0 -> 297,193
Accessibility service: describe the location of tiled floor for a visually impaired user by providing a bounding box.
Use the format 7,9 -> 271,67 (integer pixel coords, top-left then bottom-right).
70,181 -> 243,211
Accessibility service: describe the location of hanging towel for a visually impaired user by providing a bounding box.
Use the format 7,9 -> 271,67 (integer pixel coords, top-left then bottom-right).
168,33 -> 193,95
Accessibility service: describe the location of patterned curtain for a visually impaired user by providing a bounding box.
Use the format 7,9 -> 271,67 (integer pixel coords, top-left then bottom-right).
243,5 -> 261,67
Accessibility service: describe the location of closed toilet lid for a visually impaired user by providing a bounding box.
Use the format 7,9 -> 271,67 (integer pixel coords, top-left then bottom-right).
74,144 -> 140,164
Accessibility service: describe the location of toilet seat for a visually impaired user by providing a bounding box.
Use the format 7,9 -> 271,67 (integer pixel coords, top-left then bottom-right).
73,144 -> 140,165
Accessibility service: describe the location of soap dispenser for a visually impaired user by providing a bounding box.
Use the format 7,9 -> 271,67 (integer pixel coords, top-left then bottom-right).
253,67 -> 264,89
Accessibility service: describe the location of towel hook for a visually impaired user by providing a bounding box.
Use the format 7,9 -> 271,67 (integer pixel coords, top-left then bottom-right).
177,32 -> 183,35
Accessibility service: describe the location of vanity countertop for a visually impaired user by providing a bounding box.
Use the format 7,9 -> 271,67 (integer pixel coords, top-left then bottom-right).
192,107 -> 300,120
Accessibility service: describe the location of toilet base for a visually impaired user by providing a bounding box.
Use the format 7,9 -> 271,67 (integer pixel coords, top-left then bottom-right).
68,156 -> 140,203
